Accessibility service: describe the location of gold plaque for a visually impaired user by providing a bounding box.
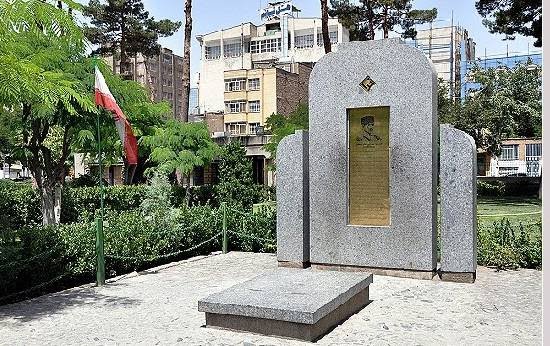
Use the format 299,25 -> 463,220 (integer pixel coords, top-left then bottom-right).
348,107 -> 390,226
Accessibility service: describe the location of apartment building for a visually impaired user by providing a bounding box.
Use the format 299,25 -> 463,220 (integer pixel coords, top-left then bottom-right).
196,17 -> 349,114
409,26 -> 476,99
223,62 -> 311,136
195,14 -> 348,185
477,138 -> 543,177
108,47 -> 185,119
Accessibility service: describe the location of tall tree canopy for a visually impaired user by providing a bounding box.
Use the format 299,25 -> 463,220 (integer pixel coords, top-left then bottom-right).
141,120 -> 218,199
476,0 -> 542,47
0,0 -> 171,224
329,0 -> 437,41
441,60 -> 541,155
83,0 -> 181,74
263,103 -> 309,168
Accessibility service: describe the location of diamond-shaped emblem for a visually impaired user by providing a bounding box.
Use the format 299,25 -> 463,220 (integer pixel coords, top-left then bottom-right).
360,75 -> 376,92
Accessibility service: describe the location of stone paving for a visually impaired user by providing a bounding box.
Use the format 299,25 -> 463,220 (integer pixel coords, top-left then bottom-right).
0,252 -> 542,345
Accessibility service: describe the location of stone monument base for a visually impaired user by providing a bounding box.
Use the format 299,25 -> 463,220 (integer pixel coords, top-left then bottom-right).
198,268 -> 373,342
311,263 -> 436,280
440,271 -> 476,283
277,260 -> 310,269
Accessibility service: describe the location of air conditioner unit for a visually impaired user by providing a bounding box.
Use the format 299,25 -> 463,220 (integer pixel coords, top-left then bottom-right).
212,131 -> 227,138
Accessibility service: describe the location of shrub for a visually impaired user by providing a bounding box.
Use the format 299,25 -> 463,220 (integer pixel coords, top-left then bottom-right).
0,180 -> 41,230
477,180 -> 506,197
477,218 -> 542,270
61,185 -> 146,223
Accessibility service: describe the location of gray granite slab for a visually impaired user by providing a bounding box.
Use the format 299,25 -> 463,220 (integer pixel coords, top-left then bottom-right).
198,268 -> 373,324
276,130 -> 310,265
440,124 -> 477,275
308,38 -> 438,271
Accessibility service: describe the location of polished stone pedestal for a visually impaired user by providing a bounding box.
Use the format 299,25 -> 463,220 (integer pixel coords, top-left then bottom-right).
198,268 -> 373,341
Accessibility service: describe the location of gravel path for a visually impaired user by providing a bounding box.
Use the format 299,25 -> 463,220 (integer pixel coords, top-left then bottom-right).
0,252 -> 541,345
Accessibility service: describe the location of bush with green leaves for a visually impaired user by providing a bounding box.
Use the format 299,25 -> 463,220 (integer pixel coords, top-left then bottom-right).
214,141 -> 266,208
0,200 -> 276,304
0,180 -> 41,231
477,180 -> 506,197
477,218 -> 542,270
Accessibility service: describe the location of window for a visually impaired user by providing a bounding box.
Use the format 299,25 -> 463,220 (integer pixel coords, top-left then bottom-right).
224,78 -> 246,92
249,122 -> 261,135
226,122 -> 247,135
248,78 -> 260,90
250,38 -> 281,53
225,100 -> 247,113
295,34 -> 314,49
249,100 -> 260,113
205,45 -> 221,60
499,144 -> 519,161
223,42 -> 242,58
317,31 -> 338,46
526,143 -> 542,158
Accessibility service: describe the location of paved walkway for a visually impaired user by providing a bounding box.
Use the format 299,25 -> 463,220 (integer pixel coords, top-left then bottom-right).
0,252 -> 542,345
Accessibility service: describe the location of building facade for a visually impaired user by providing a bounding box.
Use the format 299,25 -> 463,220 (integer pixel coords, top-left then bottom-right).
196,16 -> 349,185
478,138 -> 542,177
197,17 -> 349,114
408,25 -> 476,100
108,47 -> 185,119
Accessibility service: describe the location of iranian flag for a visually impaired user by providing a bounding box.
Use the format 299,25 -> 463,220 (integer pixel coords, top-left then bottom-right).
94,66 -> 138,165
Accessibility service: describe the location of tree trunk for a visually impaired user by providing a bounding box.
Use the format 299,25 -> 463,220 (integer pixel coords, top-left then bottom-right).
320,0 -> 331,53
185,175 -> 191,207
366,0 -> 375,40
119,4 -> 127,77
383,6 -> 389,38
180,0 -> 193,122
40,183 -> 61,225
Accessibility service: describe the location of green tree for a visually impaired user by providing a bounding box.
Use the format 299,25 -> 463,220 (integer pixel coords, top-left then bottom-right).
72,61 -> 171,184
83,0 -> 181,78
215,141 -> 259,208
0,0 -> 95,225
476,0 -> 542,47
141,120 -> 218,203
452,60 -> 541,155
329,0 -> 437,41
263,103 -> 309,167
437,78 -> 459,125
0,0 -> 170,224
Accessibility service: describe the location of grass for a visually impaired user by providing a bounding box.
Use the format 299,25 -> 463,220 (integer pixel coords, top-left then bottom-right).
477,196 -> 542,228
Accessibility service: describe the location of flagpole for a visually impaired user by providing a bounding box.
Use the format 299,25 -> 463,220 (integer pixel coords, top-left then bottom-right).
94,60 -> 106,287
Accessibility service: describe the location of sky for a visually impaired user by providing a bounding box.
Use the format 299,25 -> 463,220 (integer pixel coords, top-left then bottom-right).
85,0 -> 541,79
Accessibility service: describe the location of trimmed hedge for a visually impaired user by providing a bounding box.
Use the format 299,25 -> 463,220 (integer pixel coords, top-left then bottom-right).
0,204 -> 276,304
0,180 -> 41,230
0,181 -> 218,225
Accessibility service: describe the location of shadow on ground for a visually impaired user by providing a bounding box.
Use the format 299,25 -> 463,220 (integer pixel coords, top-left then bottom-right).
0,285 -> 140,323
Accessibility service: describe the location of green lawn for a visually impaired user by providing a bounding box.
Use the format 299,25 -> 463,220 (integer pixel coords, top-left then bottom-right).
477,196 -> 541,228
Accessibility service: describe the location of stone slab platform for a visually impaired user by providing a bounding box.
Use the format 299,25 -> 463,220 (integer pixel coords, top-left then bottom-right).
198,268 -> 373,341
0,252 -> 542,345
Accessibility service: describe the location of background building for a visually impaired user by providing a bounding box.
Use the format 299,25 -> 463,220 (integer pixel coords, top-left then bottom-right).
407,25 -> 476,100
196,16 -> 349,114
195,9 -> 349,186
108,47 -> 185,119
